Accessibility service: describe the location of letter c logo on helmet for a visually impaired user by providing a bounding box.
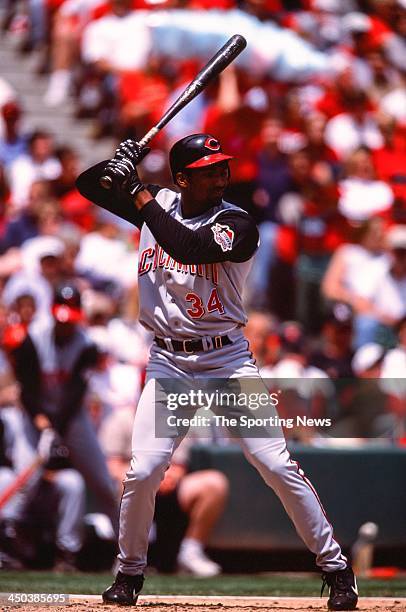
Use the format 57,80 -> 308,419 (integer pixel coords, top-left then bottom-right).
169,133 -> 233,182
204,137 -> 221,152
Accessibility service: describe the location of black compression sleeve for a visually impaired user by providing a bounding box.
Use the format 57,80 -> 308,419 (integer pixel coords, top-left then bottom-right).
76,161 -> 144,228
140,199 -> 259,264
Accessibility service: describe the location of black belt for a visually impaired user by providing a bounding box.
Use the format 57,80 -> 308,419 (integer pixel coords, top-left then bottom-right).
154,334 -> 232,353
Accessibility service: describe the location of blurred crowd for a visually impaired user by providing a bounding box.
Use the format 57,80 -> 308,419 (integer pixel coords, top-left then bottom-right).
0,0 -> 405,572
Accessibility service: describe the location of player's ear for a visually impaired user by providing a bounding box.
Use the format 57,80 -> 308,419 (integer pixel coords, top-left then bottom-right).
175,171 -> 189,189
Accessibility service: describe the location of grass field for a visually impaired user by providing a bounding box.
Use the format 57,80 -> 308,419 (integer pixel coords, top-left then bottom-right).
0,572 -> 406,598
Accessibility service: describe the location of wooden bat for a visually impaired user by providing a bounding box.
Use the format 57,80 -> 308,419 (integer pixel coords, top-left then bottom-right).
99,33 -> 247,189
0,457 -> 44,510
0,429 -> 55,510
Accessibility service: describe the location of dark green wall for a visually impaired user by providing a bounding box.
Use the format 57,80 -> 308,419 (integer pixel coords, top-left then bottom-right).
190,445 -> 406,550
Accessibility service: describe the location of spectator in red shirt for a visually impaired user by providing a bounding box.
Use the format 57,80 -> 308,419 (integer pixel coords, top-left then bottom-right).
315,68 -> 364,120
273,149 -> 344,332
303,111 -> 339,173
50,146 -> 94,232
118,57 -> 170,141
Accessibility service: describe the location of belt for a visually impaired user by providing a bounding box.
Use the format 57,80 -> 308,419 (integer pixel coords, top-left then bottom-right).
154,334 -> 232,354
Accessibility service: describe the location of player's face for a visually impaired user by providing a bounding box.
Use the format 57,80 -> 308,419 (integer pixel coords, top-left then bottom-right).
181,161 -> 230,210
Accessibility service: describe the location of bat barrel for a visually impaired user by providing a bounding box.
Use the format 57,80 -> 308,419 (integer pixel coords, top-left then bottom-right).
155,34 -> 247,132
98,34 -> 247,190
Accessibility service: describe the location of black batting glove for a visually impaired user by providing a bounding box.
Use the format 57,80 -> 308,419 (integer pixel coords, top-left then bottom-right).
104,158 -> 146,196
104,156 -> 135,184
114,140 -> 150,165
127,166 -> 146,196
104,140 -> 150,195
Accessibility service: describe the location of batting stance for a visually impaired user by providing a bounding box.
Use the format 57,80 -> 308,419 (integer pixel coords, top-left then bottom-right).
77,134 -> 358,611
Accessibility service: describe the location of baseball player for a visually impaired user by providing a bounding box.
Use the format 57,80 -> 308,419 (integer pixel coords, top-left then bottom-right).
76,134 -> 358,611
7,283 -> 119,536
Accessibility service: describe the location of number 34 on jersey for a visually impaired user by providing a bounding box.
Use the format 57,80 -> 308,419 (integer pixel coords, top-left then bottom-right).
185,289 -> 224,319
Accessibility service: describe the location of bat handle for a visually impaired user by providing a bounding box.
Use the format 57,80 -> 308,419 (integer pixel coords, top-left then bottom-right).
99,127 -> 160,190
138,126 -> 159,147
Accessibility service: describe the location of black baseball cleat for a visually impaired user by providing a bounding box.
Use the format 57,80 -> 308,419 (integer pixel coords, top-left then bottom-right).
102,571 -> 144,606
321,566 -> 358,610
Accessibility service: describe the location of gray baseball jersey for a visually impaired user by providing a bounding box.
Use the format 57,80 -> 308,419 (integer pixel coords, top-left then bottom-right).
76,166 -> 259,342
137,188 -> 254,339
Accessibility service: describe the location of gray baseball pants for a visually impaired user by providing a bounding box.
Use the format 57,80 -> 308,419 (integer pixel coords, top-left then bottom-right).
117,331 -> 347,576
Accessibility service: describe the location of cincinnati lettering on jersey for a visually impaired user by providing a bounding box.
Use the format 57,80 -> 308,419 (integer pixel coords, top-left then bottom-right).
138,245 -> 218,284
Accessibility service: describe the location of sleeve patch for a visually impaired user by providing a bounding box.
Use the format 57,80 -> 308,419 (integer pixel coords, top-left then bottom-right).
211,223 -> 235,252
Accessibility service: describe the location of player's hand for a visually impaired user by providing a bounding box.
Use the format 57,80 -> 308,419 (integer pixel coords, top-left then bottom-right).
115,141 -> 150,195
34,413 -> 52,431
103,158 -> 146,196
114,140 -> 150,166
104,156 -> 135,184
103,140 -> 150,193
127,164 -> 146,196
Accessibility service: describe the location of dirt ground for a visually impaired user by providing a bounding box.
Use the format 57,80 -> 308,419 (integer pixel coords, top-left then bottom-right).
2,595 -> 405,611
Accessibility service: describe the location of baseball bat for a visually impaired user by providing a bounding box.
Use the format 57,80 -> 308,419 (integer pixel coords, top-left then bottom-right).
0,457 -> 44,510
99,33 -> 247,189
0,429 -> 55,510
